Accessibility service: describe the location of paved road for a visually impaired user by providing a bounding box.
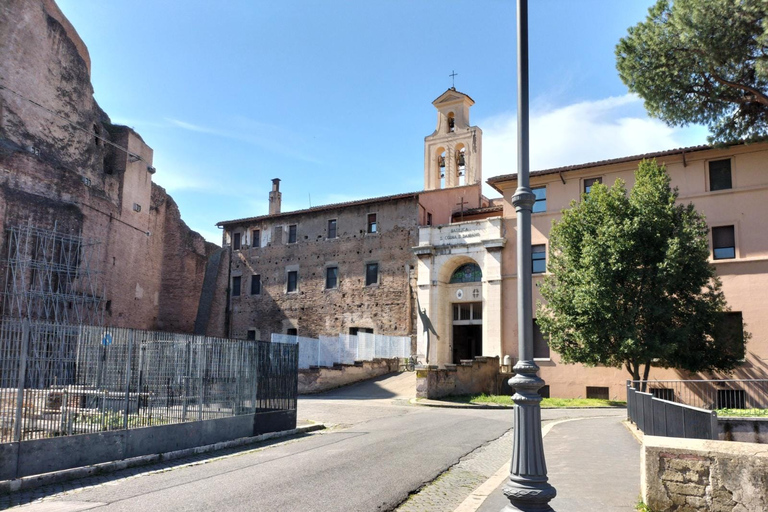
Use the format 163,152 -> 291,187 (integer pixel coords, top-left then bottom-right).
7,373 -> 515,512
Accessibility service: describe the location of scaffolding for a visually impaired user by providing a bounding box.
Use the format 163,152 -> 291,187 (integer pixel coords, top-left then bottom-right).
1,223 -> 105,325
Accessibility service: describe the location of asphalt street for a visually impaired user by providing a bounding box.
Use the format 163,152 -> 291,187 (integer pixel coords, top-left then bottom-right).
6,373 -> 515,512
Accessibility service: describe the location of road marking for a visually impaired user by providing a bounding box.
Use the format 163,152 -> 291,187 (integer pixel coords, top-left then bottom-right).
452,417 -> 590,512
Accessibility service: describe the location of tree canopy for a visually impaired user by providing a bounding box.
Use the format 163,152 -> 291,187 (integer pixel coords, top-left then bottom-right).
616,0 -> 768,142
536,160 -> 745,385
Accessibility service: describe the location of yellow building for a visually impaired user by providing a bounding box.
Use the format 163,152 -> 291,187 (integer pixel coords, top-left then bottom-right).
488,142 -> 768,400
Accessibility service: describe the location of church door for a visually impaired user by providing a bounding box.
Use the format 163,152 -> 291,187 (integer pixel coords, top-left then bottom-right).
452,302 -> 482,363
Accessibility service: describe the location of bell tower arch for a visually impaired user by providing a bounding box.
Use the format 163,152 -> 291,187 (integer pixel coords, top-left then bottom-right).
424,88 -> 483,190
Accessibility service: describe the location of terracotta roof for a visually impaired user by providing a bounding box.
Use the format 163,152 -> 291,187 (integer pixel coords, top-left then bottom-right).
216,190 -> 421,227
486,143 -> 723,191
451,205 -> 503,218
432,87 -> 475,105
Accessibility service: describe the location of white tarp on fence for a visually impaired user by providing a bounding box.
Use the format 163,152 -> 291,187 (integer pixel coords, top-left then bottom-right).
271,333 -> 411,369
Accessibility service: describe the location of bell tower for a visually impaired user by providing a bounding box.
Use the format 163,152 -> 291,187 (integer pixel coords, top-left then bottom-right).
424,88 -> 483,190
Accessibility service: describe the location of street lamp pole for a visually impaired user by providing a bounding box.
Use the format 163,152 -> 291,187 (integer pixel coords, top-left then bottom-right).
502,0 -> 556,510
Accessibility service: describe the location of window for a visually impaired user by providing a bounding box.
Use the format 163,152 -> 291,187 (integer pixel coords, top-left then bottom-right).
427,213 -> 433,226
250,274 -> 261,295
367,213 -> 377,234
252,229 -> 261,248
133,203 -> 142,213
326,266 -> 338,289
288,224 -> 297,244
273,226 -> 283,244
709,159 -> 732,191
233,232 -> 241,250
533,319 -> 550,359
232,276 -> 241,296
449,263 -> 482,283
246,330 -> 257,341
327,219 -> 337,239
532,245 -> 546,274
532,186 -> 546,213
651,388 -> 675,401
714,311 -> 745,361
712,225 -> 735,259
349,327 -> 373,335
584,177 -> 602,195
286,328 -> 298,336
365,263 -> 379,286
716,389 -> 746,409
453,302 -> 482,323
586,387 -> 610,400
287,270 -> 298,293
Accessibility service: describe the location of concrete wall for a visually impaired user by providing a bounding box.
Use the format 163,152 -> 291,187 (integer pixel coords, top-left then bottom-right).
416,356 -> 499,399
492,143 -> 768,400
720,417 -> 768,444
297,358 -> 400,394
0,410 -> 295,480
0,0 -> 215,333
643,435 -> 768,511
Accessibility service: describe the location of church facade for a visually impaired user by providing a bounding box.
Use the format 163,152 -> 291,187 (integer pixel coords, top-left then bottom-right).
216,89 -> 494,343
216,86 -> 767,401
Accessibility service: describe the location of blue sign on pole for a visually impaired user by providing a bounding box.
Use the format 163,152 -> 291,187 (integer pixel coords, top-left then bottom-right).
102,332 -> 113,346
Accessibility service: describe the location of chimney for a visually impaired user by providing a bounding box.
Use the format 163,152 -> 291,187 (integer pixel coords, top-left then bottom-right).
269,178 -> 282,215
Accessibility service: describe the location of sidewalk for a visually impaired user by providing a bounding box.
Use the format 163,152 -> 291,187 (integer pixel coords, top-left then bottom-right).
474,415 -> 641,512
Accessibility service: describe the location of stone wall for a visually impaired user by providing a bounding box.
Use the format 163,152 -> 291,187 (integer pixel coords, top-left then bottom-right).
222,195 -> 420,339
0,0 -> 215,332
643,435 -> 768,511
415,356 -> 499,399
297,358 -> 400,394
719,417 -> 768,444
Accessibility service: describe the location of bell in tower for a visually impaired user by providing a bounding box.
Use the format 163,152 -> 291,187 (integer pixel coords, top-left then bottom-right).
423,89 -> 483,190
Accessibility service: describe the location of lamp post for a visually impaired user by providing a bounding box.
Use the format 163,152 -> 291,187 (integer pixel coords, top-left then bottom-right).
502,1 -> 556,510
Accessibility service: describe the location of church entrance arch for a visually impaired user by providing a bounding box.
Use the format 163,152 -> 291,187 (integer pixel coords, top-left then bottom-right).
446,262 -> 483,363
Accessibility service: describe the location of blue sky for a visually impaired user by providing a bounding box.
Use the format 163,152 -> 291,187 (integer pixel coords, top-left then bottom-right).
56,1 -> 708,244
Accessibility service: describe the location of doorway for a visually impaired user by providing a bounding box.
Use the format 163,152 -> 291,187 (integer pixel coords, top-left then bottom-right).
452,302 -> 482,364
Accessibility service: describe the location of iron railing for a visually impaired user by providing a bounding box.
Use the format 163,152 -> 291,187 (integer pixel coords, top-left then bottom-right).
272,332 -> 410,369
629,379 -> 768,411
627,382 -> 718,440
0,319 -> 297,443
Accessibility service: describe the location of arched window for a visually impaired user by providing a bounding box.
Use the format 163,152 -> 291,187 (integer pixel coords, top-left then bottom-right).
456,144 -> 466,185
447,112 -> 455,132
450,263 -> 482,283
437,147 -> 446,188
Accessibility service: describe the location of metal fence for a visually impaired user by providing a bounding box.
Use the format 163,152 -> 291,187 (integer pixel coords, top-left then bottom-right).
629,379 -> 768,410
271,332 -> 410,369
627,382 -> 718,440
0,319 -> 298,443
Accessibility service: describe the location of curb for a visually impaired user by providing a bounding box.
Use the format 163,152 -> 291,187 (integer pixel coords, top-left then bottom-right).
0,423 -> 325,496
410,398 -> 627,411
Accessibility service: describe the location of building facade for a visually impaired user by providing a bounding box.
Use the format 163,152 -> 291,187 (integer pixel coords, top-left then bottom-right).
216,89 -> 490,342
488,142 -> 768,399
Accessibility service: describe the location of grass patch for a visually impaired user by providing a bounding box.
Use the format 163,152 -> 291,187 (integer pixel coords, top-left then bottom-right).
716,408 -> 768,417
440,394 -> 625,408
635,500 -> 654,512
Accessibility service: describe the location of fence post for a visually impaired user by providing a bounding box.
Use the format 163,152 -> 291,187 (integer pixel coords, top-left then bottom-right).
13,320 -> 31,443
182,337 -> 191,422
710,410 -> 719,440
123,331 -> 133,430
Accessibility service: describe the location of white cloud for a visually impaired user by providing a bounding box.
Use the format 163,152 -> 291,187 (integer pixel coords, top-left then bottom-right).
479,94 -> 709,196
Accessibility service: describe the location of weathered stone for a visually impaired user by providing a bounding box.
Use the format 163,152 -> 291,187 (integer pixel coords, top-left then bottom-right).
645,435 -> 768,512
0,1 -> 214,332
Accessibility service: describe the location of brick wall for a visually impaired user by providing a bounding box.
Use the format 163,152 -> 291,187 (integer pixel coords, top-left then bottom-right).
0,0 -> 213,332
223,196 -> 420,339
